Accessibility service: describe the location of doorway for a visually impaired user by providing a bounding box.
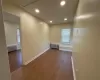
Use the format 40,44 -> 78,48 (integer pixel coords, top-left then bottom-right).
3,11 -> 22,72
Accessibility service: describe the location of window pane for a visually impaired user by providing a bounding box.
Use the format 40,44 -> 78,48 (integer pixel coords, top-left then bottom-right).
61,29 -> 71,43
17,29 -> 20,43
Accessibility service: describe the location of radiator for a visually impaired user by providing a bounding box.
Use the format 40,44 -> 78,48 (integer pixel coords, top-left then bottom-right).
50,43 -> 59,49
59,44 -> 72,52
7,44 -> 17,52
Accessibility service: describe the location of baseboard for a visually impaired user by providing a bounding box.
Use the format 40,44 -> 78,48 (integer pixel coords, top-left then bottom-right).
71,56 -> 76,80
59,48 -> 72,52
50,42 -> 72,52
23,48 -> 50,65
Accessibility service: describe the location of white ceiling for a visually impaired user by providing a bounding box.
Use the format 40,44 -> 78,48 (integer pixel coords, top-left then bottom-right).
3,0 -> 79,24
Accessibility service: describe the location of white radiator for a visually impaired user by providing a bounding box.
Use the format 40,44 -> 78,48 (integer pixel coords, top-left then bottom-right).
7,44 -> 17,52
59,44 -> 72,52
50,43 -> 72,51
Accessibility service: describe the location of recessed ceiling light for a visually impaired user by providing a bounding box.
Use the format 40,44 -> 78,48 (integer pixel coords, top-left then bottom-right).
35,8 -> 40,13
64,18 -> 67,21
50,21 -> 53,23
60,0 -> 66,6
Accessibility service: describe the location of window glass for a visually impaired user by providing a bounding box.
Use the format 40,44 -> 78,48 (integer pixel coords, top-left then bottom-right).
17,29 -> 20,43
61,29 -> 71,43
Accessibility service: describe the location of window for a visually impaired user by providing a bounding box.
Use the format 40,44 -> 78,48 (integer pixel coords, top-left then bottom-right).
61,29 -> 71,43
17,29 -> 20,43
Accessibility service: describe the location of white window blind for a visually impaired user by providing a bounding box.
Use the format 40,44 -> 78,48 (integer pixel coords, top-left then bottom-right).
61,29 -> 71,43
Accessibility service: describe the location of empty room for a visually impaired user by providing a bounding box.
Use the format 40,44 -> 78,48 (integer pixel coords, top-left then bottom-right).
0,0 -> 100,80
3,11 -> 22,72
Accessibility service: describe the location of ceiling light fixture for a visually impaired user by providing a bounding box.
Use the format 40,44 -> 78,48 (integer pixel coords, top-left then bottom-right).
50,21 -> 53,23
60,0 -> 66,6
35,8 -> 40,13
64,18 -> 67,21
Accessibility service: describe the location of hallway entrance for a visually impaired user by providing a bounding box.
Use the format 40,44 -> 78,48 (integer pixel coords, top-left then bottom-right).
3,11 -> 23,72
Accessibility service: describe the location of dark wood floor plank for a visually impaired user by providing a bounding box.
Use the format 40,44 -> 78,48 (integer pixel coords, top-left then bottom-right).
11,49 -> 73,80
8,50 -> 22,72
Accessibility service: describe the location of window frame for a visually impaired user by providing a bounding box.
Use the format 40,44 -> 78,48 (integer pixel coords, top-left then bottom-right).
17,28 -> 20,43
61,28 -> 71,44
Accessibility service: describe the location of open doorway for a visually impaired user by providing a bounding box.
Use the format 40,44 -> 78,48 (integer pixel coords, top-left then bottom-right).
3,11 -> 22,72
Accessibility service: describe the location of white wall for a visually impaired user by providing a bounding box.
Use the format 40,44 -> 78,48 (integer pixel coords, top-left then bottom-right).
73,0 -> 100,80
49,23 -> 73,44
49,23 -> 73,51
0,0 -> 11,80
2,2 -> 50,65
4,21 -> 18,46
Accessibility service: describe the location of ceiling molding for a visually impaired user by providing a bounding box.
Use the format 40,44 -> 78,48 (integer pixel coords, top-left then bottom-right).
19,5 -> 48,23
4,0 -> 79,24
23,0 -> 40,7
49,21 -> 74,25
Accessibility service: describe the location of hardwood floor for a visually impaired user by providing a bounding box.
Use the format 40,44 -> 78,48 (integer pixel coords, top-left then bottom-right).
8,50 -> 22,72
11,49 -> 73,80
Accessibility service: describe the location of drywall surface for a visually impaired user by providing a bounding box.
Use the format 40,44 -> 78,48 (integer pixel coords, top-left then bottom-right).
49,23 -> 73,44
3,2 -> 50,64
73,0 -> 100,80
4,21 -> 18,46
0,0 -> 11,80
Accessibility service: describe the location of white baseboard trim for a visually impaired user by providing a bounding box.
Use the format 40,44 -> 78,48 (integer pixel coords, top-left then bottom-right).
59,48 -> 72,52
71,56 -> 76,80
23,48 -> 50,65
